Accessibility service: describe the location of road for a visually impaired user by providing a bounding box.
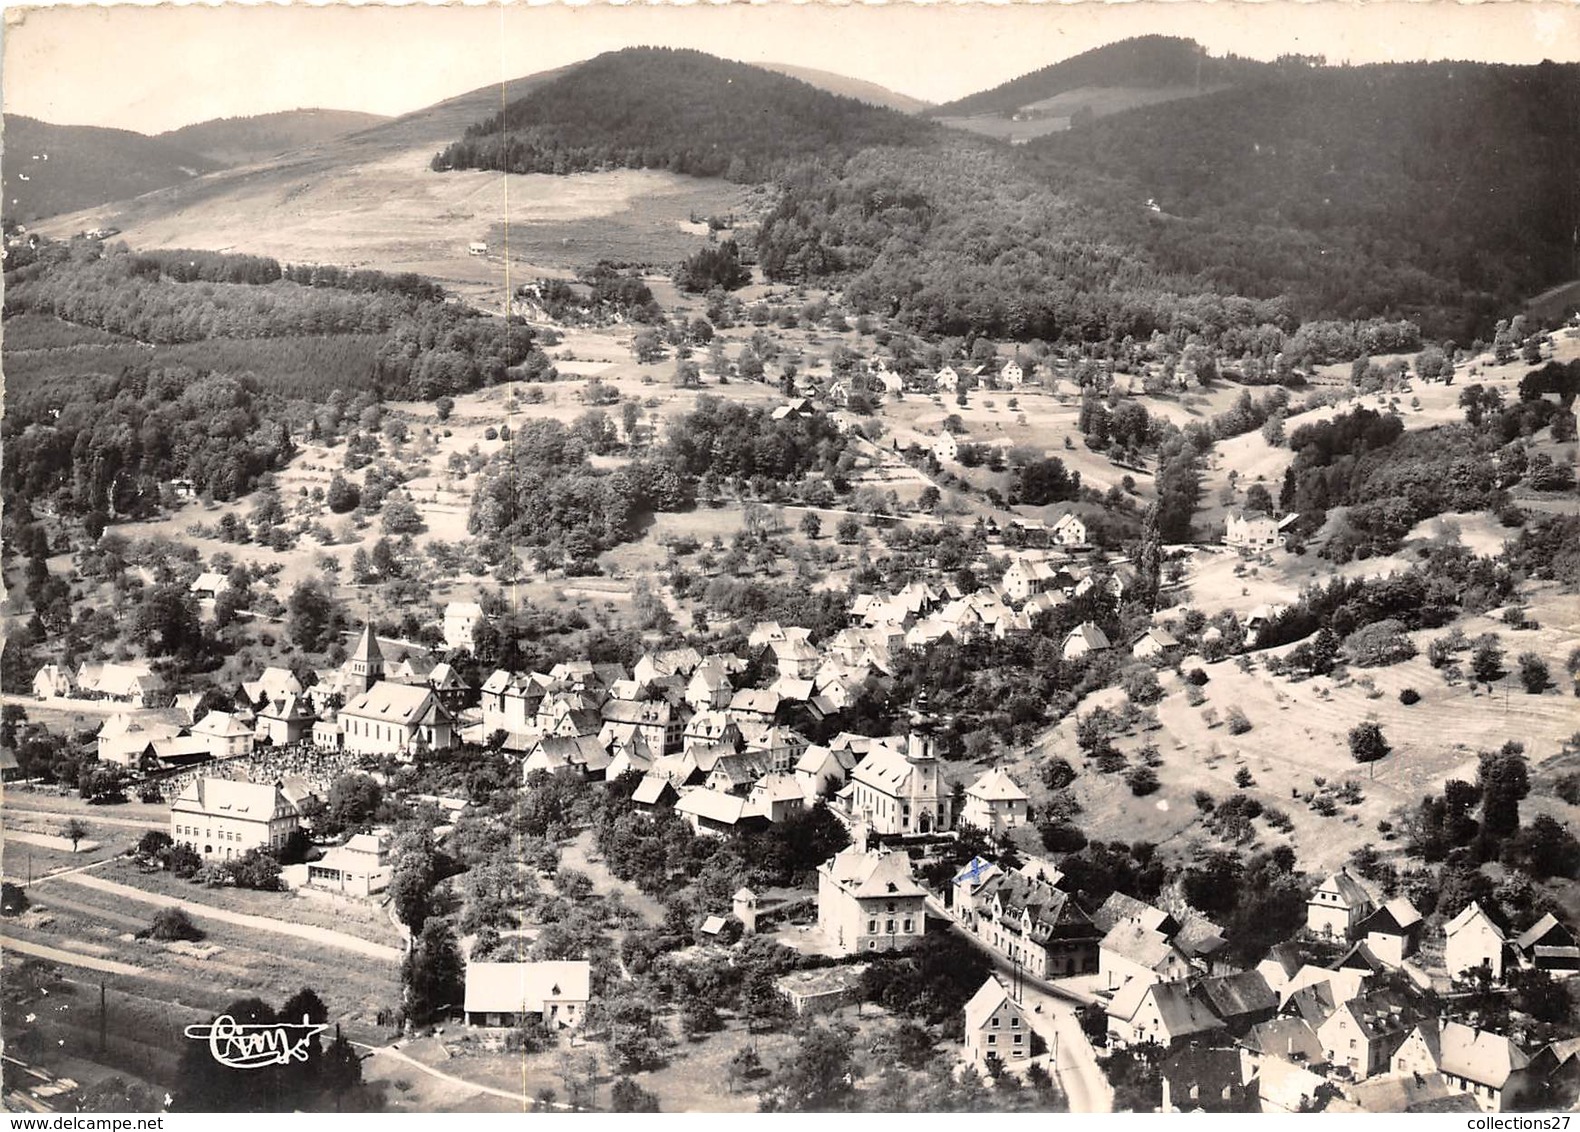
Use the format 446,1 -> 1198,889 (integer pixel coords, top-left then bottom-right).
1,934 -> 145,976
35,872 -> 402,963
930,899 -> 1113,1113
349,1042 -> 568,1111
7,804 -> 164,830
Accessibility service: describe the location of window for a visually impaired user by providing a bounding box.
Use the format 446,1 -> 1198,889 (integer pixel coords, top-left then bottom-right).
987,1034 -> 996,1045
903,918 -> 914,933
886,920 -> 895,934
1011,1017 -> 1020,1028
868,920 -> 877,933
1013,1033 -> 1023,1044
991,1016 -> 999,1028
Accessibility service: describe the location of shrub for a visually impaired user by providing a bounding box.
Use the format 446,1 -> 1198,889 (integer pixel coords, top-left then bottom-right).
1398,687 -> 1421,705
1,881 -> 28,916
148,907 -> 204,942
1226,706 -> 1252,735
1122,667 -> 1163,706
1192,790 -> 1216,813
1094,747 -> 1128,774
1348,721 -> 1390,763
1263,806 -> 1294,833
1185,685 -> 1206,707
1311,795 -> 1339,817
1234,767 -> 1255,788
1518,652 -> 1550,694
1554,774 -> 1580,806
1039,821 -> 1089,854
1126,766 -> 1160,797
1343,619 -> 1418,667
1184,668 -> 1210,686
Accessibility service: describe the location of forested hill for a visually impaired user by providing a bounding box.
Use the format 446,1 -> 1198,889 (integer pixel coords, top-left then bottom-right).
1027,61 -> 1580,342
2,116 -> 221,224
158,109 -> 390,166
430,47 -> 939,182
926,36 -> 1276,119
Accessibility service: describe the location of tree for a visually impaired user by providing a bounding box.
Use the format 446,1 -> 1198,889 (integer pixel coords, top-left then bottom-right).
1244,483 -> 1274,515
133,584 -> 201,656
632,330 -> 666,364
402,920 -> 464,1025
759,1024 -> 858,1112
1471,637 -> 1506,686
149,906 -> 205,941
327,774 -> 383,833
288,577 -> 341,652
62,817 -> 88,852
1478,742 -> 1530,842
1517,652 -> 1550,693
836,515 -> 861,544
326,474 -> 361,514
381,494 -> 426,535
610,1078 -> 660,1112
389,839 -> 439,932
798,511 -> 822,540
1348,721 -> 1390,763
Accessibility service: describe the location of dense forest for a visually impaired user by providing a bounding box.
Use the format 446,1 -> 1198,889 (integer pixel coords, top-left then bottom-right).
430,47 -> 936,183
926,35 -> 1278,118
1030,62 -> 1580,341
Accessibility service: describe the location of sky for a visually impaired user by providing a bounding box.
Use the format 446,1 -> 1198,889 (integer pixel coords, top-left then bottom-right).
4,0 -> 1579,134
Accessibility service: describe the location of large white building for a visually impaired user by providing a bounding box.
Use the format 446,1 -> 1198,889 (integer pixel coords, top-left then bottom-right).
339,681 -> 457,758
443,601 -> 486,652
816,841 -> 928,955
959,767 -> 1030,836
170,777 -> 300,861
840,730 -> 952,836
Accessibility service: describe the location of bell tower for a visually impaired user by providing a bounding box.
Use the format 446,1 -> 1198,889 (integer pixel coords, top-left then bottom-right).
345,623 -> 385,696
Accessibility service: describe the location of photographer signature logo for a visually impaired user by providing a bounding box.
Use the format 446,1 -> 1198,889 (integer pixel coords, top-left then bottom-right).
184,1014 -> 329,1070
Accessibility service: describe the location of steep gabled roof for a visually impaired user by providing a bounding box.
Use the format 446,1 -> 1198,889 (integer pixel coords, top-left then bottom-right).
963,977 -> 1020,1033
1438,1021 -> 1531,1089
1197,970 -> 1277,1021
463,960 -> 590,1013
967,766 -> 1029,802
822,844 -> 927,900
1515,912 -> 1575,952
1359,896 -> 1423,937
1445,900 -> 1506,941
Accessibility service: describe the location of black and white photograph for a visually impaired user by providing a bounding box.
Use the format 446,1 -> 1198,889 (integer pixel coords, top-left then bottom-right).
2,0 -> 1579,1115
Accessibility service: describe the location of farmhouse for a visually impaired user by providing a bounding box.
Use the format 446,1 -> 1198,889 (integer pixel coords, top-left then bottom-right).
1316,989 -> 1422,1081
463,960 -> 590,1029
442,601 -> 486,652
189,572 -> 228,600
934,365 -> 959,393
1444,901 -> 1508,980
932,432 -> 959,463
1002,557 -> 1060,604
78,661 -> 165,706
816,840 -> 927,956
1062,621 -> 1111,660
1106,977 -> 1225,1049
1393,1021 -> 1536,1113
1356,898 -> 1423,967
1514,913 -> 1580,973
522,734 -> 610,780
170,777 -> 300,861
32,664 -> 73,699
1224,510 -> 1286,551
1132,627 -> 1180,660
339,681 -> 457,758
1051,512 -> 1088,547
1306,869 -> 1375,940
190,710 -> 255,760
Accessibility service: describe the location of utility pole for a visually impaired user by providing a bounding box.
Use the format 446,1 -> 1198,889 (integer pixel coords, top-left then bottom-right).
99,979 -> 107,1055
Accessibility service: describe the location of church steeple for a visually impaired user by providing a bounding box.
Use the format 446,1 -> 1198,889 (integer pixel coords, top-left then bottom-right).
906,690 -> 937,764
345,623 -> 385,695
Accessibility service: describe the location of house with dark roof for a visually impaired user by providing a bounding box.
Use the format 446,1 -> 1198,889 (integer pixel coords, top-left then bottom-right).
1306,868 -> 1376,940
1357,897 -> 1423,967
630,774 -> 678,812
1107,977 -> 1226,1048
969,867 -> 1102,979
1514,913 -> 1580,973
1195,971 -> 1279,1035
1240,1016 -> 1326,1068
1160,1045 -> 1258,1113
522,734 -> 610,781
1393,1020 -> 1537,1112
1316,989 -> 1423,1080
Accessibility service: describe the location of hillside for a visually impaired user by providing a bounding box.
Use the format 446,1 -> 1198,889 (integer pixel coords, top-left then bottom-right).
2,115 -> 220,224
927,36 -> 1274,121
431,47 -> 938,182
757,63 -> 932,114
158,108 -> 389,166
1027,61 -> 1580,341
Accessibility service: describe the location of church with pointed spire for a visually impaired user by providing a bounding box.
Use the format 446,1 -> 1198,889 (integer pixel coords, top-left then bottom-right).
343,623 -> 386,697
836,691 -> 954,836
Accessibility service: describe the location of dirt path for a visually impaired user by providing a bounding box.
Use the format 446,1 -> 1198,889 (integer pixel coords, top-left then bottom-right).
351,1042 -> 565,1110
1,935 -> 145,976
40,873 -> 401,963
558,829 -> 664,926
6,806 -> 165,831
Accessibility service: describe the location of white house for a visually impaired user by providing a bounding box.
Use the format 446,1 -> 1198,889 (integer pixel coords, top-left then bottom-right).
1002,558 -> 1059,604
190,710 -> 256,760
170,777 -> 300,861
1356,897 -> 1423,967
1051,512 -> 1088,547
1132,627 -> 1180,660
443,601 -> 486,652
1445,901 -> 1507,981
935,366 -> 960,393
960,767 -> 1030,836
1225,510 -> 1285,551
932,432 -> 959,463
1000,360 -> 1025,389
189,572 -> 229,601
463,960 -> 590,1029
1062,621 -> 1111,660
305,831 -> 392,897
1306,869 -> 1375,940
32,664 -> 74,699
963,977 -> 1032,1070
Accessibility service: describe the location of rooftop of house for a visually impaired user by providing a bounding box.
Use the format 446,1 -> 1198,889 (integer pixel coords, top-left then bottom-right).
463,960 -> 591,1014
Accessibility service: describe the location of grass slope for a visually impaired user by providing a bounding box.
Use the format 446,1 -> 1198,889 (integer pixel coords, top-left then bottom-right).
157,108 -> 391,166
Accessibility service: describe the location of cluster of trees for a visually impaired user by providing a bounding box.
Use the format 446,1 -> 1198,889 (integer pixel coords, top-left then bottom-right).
521,265 -> 660,326
3,366 -> 295,519
370,305 -> 548,399
674,240 -> 750,293
431,47 -> 934,183
664,395 -> 854,486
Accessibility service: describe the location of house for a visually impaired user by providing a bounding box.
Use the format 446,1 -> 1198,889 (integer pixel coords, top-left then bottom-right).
748,773 -> 807,823
480,670 -> 546,737
1159,1045 -> 1257,1113
424,662 -> 470,712
1051,512 -> 1087,547
706,749 -> 773,795
1315,989 -> 1422,1080
1531,1039 -> 1580,1109
240,666 -> 305,709
170,778 -> 300,861
1132,627 -> 1180,660
1444,901 -> 1508,980
600,698 -> 683,756
189,572 -> 229,600
523,735 -> 610,781
932,432 -> 958,463
1001,557 -> 1060,604
81,662 -> 165,706
1240,1016 -> 1327,1068
305,831 -> 392,897
816,840 -> 927,955
1100,919 -> 1196,992
685,663 -> 734,711
32,664 -> 73,699
1000,359 -> 1025,388
967,867 -> 1102,979
633,647 -> 703,686
339,681 -> 457,758
1195,971 -> 1279,1034
1256,942 -> 1307,998
463,960 -> 590,1029
727,688 -> 781,725
1091,891 -> 1180,938
963,977 -> 1032,1070
1394,1020 -> 1536,1112
631,774 -> 678,812
1062,621 -> 1111,661
468,241 -> 488,256
1514,913 -> 1580,973
1107,977 -> 1226,1049
1306,869 -> 1375,940
959,767 -> 1030,836
840,731 -> 952,835
794,744 -> 858,802
934,365 -> 959,393
1224,510 -> 1286,551
255,693 -> 316,747
769,636 -> 821,679
442,601 -> 486,652
190,710 -> 255,760
1357,898 -> 1423,967
674,786 -> 767,838
771,397 -> 819,421
97,712 -> 182,766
